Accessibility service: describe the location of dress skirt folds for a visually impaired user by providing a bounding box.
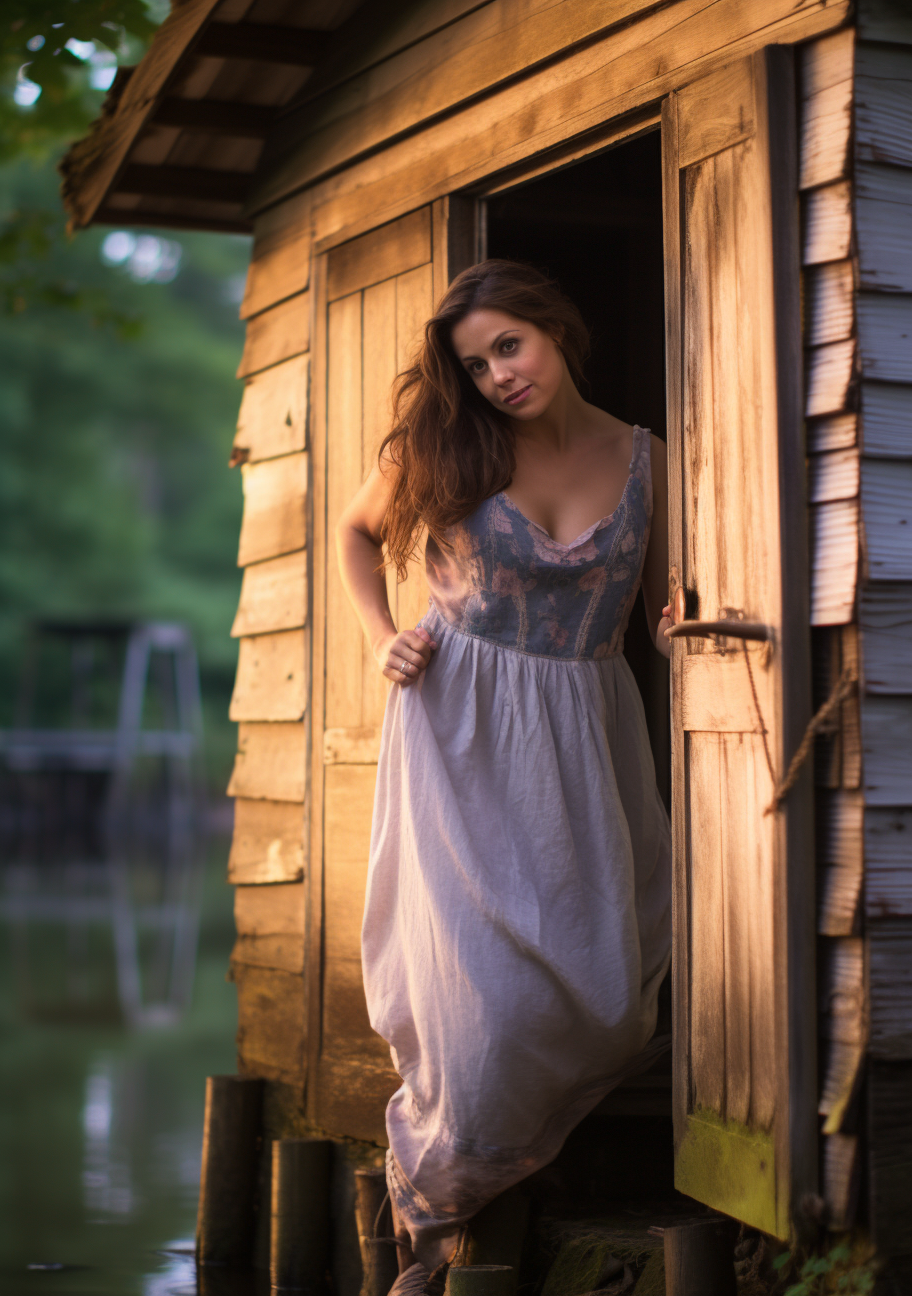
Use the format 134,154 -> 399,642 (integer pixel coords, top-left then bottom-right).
361,427 -> 672,1268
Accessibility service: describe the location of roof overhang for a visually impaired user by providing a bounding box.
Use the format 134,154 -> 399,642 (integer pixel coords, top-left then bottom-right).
60,0 -> 362,234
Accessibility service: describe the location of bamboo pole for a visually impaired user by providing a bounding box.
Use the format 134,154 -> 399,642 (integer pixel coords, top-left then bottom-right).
270,1137 -> 333,1291
196,1076 -> 263,1268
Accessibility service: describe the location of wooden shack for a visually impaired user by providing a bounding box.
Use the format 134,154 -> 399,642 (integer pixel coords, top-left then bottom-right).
62,0 -> 912,1277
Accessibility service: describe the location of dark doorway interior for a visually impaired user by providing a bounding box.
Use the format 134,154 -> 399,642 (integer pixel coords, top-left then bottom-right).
484,130 -> 670,803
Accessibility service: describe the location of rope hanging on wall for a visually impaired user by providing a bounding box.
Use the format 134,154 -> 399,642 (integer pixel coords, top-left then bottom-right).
740,641 -> 858,816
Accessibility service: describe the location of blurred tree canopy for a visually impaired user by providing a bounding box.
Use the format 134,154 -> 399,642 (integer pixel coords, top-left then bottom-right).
0,3 -> 251,790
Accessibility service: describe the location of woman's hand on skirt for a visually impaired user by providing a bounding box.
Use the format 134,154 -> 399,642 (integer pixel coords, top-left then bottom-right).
374,626 -> 437,686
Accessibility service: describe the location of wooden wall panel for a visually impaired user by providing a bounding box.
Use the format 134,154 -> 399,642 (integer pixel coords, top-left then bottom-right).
817,790 -> 864,937
856,44 -> 912,169
237,293 -> 311,378
327,206 -> 431,301
798,28 -> 853,189
869,923 -> 912,1059
808,412 -> 857,455
861,382 -> 912,458
857,294 -> 912,383
810,499 -> 858,625
231,550 -> 307,638
233,964 -> 306,1083
240,189 -> 312,320
325,291 -> 365,732
233,355 -> 309,465
805,261 -> 854,347
862,460 -> 912,581
856,162 -> 912,293
227,722 -> 307,802
803,181 -> 852,265
253,0 -> 850,236
860,585 -> 912,693
228,798 -> 306,885
229,630 -> 307,722
861,697 -> 912,806
236,454 -> 307,567
866,809 -> 912,920
233,882 -> 306,973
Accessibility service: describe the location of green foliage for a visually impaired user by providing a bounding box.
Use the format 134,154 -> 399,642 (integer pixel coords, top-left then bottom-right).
772,1240 -> 877,1296
1,2 -> 164,327
0,157 -> 250,789
1,0 -> 160,161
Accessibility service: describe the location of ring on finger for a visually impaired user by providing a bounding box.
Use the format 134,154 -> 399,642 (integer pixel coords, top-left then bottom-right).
399,659 -> 409,674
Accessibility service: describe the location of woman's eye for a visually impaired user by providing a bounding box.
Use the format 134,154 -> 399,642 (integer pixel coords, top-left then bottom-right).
470,361 -> 485,373
502,339 -> 517,353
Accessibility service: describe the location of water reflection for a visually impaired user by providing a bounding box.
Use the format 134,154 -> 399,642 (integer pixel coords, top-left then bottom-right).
0,836 -> 238,1295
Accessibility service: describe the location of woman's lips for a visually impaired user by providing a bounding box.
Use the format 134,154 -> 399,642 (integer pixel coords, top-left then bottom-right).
504,385 -> 531,406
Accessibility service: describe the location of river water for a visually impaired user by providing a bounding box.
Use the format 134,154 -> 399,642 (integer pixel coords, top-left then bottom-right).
0,835 -> 243,1295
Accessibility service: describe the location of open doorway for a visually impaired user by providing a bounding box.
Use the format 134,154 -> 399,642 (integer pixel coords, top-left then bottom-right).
480,133 -> 677,1212
483,130 -> 669,805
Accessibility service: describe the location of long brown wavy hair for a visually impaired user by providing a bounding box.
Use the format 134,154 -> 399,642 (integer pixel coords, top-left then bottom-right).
380,258 -> 590,579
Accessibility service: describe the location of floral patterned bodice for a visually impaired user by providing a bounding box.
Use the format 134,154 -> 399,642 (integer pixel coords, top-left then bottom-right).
424,425 -> 653,660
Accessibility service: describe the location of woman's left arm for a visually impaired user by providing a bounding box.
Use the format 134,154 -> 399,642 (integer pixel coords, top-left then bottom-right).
642,434 -> 673,659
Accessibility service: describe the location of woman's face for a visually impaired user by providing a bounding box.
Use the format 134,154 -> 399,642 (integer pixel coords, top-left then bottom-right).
450,308 -> 567,419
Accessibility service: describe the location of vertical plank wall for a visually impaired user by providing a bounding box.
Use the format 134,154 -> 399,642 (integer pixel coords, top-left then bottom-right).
225,190 -> 312,1091
311,208 -> 438,1143
801,9 -> 912,1246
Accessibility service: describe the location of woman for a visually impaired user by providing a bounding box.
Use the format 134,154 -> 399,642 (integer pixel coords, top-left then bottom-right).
336,260 -> 674,1294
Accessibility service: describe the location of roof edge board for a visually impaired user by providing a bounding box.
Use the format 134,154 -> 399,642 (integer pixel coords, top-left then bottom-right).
60,0 -> 236,231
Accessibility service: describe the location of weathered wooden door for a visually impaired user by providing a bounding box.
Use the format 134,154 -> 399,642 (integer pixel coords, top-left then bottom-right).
308,201 -> 472,1141
663,49 -> 816,1238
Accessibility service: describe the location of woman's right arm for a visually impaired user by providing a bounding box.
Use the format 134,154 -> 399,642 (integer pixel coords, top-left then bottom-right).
335,461 -> 436,688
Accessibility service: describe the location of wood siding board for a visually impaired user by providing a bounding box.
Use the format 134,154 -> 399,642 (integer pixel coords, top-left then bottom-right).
862,459 -> 912,582
856,47 -> 912,170
808,448 -> 860,504
228,798 -> 306,885
810,498 -> 859,625
326,207 -> 431,302
237,454 -> 308,567
230,932 -> 305,973
233,355 -> 309,464
869,921 -> 912,1059
805,338 -> 856,418
254,0 -> 851,235
799,63 -> 853,190
237,293 -> 311,378
817,790 -> 865,936
233,880 -> 306,972
229,629 -> 307,722
861,382 -> 912,458
233,964 -> 306,1081
231,549 -> 307,638
860,583 -> 912,693
803,181 -> 853,266
821,1133 -> 860,1229
857,0 -> 912,45
322,727 -> 382,765
240,189 -> 312,319
805,260 -> 855,347
856,168 -> 912,294
861,696 -> 912,806
807,413 -> 858,454
857,294 -> 912,384
866,808 -> 912,919
227,721 -> 307,802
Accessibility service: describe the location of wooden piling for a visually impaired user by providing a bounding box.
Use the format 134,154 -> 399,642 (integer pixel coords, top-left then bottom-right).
270,1137 -> 333,1292
354,1167 -> 398,1296
444,1267 -> 514,1296
196,1075 -> 263,1268
663,1218 -> 738,1296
